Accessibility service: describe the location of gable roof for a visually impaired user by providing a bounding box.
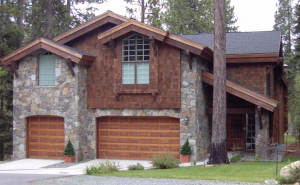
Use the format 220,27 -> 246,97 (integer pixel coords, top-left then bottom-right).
97,19 -> 213,62
181,31 -> 282,55
1,37 -> 95,66
201,70 -> 279,112
53,11 -> 129,44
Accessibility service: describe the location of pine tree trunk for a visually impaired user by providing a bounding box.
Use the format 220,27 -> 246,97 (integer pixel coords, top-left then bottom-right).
141,0 -> 145,23
17,0 -> 23,46
31,0 -> 36,40
207,0 -> 229,165
45,0 -> 53,39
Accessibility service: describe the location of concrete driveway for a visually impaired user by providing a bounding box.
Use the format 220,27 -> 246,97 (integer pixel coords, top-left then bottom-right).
0,159 -> 63,171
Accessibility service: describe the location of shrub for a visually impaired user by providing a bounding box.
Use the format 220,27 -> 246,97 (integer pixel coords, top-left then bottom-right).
150,153 -> 180,169
278,176 -> 295,184
180,139 -> 192,155
255,154 -> 260,161
127,163 -> 145,171
84,159 -> 119,175
230,154 -> 241,163
63,139 -> 75,156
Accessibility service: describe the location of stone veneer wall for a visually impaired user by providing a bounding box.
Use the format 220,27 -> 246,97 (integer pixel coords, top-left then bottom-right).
13,55 -> 85,161
13,52 -> 211,161
255,107 -> 270,160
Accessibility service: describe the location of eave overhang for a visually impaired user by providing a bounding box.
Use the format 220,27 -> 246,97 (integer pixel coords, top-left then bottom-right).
97,20 -> 213,62
53,11 -> 129,44
1,37 -> 96,71
201,70 -> 279,112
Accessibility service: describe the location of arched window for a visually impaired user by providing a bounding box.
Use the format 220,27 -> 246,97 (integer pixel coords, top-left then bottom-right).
122,34 -> 150,84
39,52 -> 55,85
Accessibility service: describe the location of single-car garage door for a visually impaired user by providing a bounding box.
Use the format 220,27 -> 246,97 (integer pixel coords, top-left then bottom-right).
27,116 -> 65,159
97,117 -> 180,160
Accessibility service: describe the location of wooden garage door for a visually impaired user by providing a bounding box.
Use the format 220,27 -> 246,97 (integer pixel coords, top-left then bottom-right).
97,117 -> 180,160
27,116 -> 65,159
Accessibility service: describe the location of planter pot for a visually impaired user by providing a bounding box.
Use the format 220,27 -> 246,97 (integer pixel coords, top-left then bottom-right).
64,155 -> 74,163
181,155 -> 190,163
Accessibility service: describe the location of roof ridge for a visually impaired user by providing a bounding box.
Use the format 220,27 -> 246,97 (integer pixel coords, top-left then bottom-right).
182,30 -> 281,36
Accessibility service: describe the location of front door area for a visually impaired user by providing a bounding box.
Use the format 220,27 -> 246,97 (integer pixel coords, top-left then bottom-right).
227,114 -> 245,151
226,114 -> 256,152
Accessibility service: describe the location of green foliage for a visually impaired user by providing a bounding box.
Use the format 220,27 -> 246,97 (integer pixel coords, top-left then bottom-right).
150,152 -> 180,169
63,139 -> 75,156
0,0 -> 23,161
278,175 -> 295,184
124,0 -> 164,28
230,154 -> 241,163
84,159 -> 119,175
127,163 -> 145,171
274,0 -> 294,56
190,160 -> 197,166
163,0 -> 238,34
255,154 -> 260,161
104,156 -> 300,183
180,139 -> 192,155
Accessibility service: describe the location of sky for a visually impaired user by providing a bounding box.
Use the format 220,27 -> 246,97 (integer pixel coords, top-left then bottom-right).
87,0 -> 281,32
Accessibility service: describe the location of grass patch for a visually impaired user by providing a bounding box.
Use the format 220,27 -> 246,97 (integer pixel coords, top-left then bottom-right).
285,133 -> 296,144
103,156 -> 299,183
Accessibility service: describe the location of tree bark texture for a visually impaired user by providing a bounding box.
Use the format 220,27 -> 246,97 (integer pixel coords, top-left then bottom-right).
45,0 -> 53,39
141,0 -> 145,23
17,0 -> 23,46
31,0 -> 36,40
207,0 -> 229,165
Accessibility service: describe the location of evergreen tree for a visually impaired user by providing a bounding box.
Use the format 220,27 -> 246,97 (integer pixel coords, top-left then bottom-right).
274,0 -> 294,56
124,0 -> 164,28
0,0 -> 23,161
163,0 -> 238,35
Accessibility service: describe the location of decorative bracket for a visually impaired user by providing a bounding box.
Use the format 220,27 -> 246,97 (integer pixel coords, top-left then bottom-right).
109,38 -> 117,58
258,106 -> 262,130
152,91 -> 157,101
4,60 -> 19,78
186,50 -> 192,69
66,58 -> 75,76
266,61 -> 280,74
114,91 -> 119,101
150,36 -> 157,57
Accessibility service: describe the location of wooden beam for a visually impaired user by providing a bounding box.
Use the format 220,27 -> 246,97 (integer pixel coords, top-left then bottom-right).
114,91 -> 119,101
185,50 -> 192,69
66,58 -> 75,76
258,106 -> 262,129
150,36 -> 157,57
109,38 -> 117,58
266,61 -> 281,74
201,70 -> 279,112
206,108 -> 255,114
226,57 -> 278,63
53,11 -> 129,43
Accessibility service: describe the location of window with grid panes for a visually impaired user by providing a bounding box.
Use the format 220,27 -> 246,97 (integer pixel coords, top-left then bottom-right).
122,34 -> 150,84
39,52 -> 55,86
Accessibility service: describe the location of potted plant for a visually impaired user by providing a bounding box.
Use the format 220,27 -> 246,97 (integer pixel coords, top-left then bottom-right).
63,139 -> 75,163
180,139 -> 192,163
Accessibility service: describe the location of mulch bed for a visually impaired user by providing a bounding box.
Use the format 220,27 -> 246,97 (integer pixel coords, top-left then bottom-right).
284,143 -> 300,158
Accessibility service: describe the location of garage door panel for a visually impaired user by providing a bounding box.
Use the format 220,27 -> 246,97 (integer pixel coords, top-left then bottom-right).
97,117 -> 180,160
27,116 -> 64,159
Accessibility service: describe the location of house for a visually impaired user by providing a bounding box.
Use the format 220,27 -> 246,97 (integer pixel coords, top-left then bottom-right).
1,11 -> 287,162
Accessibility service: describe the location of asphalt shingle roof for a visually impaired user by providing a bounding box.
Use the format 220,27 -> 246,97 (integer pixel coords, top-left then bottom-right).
180,31 -> 282,55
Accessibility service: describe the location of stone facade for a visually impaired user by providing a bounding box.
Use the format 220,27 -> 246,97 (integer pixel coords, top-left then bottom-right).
13,55 -> 86,161
12,49 -> 211,162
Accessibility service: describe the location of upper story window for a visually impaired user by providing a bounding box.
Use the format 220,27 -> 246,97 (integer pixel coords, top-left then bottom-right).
39,52 -> 55,86
122,34 -> 150,84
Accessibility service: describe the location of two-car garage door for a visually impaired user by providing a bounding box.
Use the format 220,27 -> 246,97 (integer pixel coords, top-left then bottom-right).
97,117 -> 180,160
27,116 -> 65,159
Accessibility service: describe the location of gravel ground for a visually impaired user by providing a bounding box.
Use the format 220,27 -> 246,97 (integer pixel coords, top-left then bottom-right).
29,176 -> 265,185
42,159 -> 91,168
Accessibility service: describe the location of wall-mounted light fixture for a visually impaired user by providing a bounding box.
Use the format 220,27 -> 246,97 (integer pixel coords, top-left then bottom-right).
184,116 -> 189,125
